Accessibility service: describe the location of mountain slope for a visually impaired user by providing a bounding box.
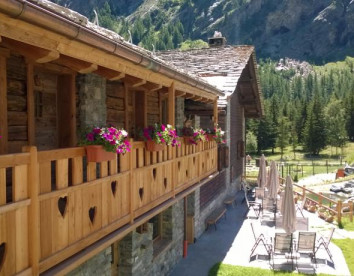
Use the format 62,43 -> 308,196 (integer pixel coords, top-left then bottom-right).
50,0 -> 354,63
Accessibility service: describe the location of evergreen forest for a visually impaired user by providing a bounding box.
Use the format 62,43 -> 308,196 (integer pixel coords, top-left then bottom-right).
82,1 -> 354,157
246,58 -> 354,157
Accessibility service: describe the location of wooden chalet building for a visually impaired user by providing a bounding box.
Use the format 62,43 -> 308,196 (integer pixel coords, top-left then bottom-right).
0,1 -> 263,275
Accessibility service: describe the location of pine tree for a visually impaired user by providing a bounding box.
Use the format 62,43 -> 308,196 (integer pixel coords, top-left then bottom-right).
276,116 -> 290,160
303,92 -> 327,155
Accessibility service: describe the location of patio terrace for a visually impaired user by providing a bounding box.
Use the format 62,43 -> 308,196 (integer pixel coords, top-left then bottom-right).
171,191 -> 352,276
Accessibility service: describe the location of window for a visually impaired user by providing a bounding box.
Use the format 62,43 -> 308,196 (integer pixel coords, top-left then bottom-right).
149,208 -> 172,258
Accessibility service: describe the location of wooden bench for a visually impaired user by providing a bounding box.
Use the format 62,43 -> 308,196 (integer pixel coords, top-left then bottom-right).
206,207 -> 227,231
223,195 -> 236,208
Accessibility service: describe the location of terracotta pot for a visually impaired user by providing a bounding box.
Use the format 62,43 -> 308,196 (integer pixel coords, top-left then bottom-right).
318,212 -> 326,219
308,206 -> 316,213
183,136 -> 195,145
146,140 -> 164,151
85,145 -> 116,162
325,216 -> 334,223
207,134 -> 214,141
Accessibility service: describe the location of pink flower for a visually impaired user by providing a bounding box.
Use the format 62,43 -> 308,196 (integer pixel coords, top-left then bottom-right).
86,133 -> 94,141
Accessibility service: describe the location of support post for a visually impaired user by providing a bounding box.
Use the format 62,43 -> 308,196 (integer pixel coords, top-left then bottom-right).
337,200 -> 342,225
168,82 -> 175,126
23,146 -> 39,275
213,98 -> 218,125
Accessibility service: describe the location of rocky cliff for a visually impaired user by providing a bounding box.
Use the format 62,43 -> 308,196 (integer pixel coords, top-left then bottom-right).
50,0 -> 354,63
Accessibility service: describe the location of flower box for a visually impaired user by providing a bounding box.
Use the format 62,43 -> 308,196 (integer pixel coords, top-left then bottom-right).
207,134 -> 214,141
183,136 -> 195,145
146,140 -> 165,152
85,145 -> 116,162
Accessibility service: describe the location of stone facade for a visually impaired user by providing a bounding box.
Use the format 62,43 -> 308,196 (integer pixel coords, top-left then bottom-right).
77,74 -> 107,130
118,224 -> 153,276
229,87 -> 245,190
175,97 -> 185,131
151,200 -> 184,275
66,247 -> 112,276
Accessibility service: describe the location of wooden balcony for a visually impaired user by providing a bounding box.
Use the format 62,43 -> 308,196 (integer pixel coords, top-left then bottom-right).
0,139 -> 217,275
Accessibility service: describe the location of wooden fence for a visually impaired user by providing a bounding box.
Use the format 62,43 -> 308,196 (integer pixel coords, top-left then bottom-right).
246,176 -> 353,225
0,139 -> 217,275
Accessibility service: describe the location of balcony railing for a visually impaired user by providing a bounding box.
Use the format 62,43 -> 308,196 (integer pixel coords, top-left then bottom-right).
0,139 -> 217,275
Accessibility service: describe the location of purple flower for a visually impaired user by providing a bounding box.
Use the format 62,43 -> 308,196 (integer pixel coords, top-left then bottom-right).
86,133 -> 94,141
161,124 -> 166,131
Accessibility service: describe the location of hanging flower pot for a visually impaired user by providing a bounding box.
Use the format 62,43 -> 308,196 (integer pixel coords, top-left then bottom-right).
85,145 -> 116,162
80,126 -> 131,162
183,136 -> 195,145
146,140 -> 165,152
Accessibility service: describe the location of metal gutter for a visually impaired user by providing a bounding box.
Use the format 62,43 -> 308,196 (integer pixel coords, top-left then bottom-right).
0,0 -> 223,97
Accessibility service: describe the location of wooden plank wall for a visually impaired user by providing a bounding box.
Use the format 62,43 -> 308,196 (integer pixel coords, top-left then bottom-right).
147,91 -> 160,126
7,54 -> 28,153
33,69 -> 58,150
106,81 -> 125,129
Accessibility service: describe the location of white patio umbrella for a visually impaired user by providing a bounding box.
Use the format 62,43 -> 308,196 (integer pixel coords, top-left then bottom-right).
267,160 -> 279,199
257,154 -> 267,188
281,175 -> 297,234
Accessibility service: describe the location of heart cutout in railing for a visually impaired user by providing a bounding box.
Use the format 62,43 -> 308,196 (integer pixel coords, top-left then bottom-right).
152,168 -> 157,180
57,196 -> 68,217
139,187 -> 144,201
164,178 -> 167,189
0,242 -> 6,271
178,161 -> 181,170
89,206 -> 96,224
202,163 -> 205,169
111,181 -> 117,196
186,170 -> 189,177
193,157 -> 196,165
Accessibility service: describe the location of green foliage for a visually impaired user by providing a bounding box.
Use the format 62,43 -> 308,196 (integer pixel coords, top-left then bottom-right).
246,131 -> 257,153
254,57 -> 354,157
209,263 -> 331,276
332,239 -> 354,276
180,39 -> 208,50
303,91 -> 327,155
276,116 -> 290,159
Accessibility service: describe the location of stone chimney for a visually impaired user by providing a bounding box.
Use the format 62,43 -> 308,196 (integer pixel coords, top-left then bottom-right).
208,31 -> 226,47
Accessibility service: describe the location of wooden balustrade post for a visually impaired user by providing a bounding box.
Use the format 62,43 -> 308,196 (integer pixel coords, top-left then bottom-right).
349,201 -> 353,222
337,200 -> 342,225
129,139 -> 134,224
302,185 -> 306,201
318,192 -> 323,208
23,146 -> 40,275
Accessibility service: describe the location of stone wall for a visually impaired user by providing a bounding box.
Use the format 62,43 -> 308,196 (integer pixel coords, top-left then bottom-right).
175,97 -> 185,131
66,247 -> 112,276
229,87 -> 244,190
118,224 -> 153,276
151,200 -> 184,275
77,74 -> 107,130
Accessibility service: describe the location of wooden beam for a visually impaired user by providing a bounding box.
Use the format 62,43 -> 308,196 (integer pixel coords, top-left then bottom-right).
213,99 -> 218,125
0,53 -> 8,154
145,83 -> 162,92
2,37 -> 59,63
168,82 -> 175,126
124,82 -> 129,131
175,91 -> 186,97
27,62 -> 35,145
95,66 -> 125,81
56,55 -> 98,74
131,79 -> 146,88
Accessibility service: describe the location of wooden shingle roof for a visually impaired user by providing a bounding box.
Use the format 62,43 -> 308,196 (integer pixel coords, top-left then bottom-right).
156,45 -> 264,118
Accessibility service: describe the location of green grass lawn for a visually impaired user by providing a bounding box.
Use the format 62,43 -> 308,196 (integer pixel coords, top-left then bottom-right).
209,238 -> 354,276
332,239 -> 354,276
208,263 -> 330,276
339,217 -> 354,231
